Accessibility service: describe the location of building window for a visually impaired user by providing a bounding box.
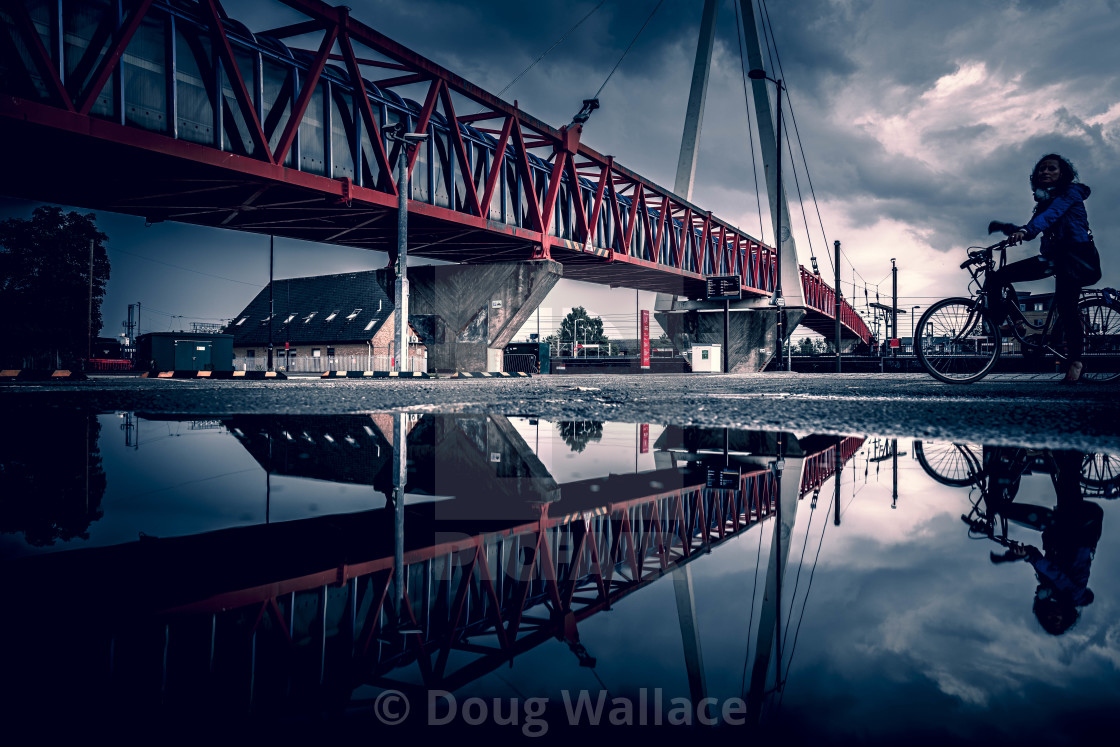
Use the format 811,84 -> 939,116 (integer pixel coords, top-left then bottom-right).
327,347 -> 336,357
325,310 -> 340,321
347,308 -> 362,320
247,350 -> 255,358
1034,302 -> 1044,311
312,348 -> 321,358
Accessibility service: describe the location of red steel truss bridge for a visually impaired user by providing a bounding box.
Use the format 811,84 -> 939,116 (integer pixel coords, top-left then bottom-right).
0,0 -> 870,343
2,414 -> 863,715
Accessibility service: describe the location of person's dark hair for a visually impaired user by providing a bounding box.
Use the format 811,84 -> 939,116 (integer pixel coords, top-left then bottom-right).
1030,153 -> 1078,191
1033,593 -> 1081,636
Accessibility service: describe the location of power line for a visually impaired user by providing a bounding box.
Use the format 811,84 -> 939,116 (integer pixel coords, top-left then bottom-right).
112,246 -> 264,287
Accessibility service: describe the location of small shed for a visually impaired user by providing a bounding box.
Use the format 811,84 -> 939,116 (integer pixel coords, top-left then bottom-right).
690,344 -> 722,373
137,332 -> 234,371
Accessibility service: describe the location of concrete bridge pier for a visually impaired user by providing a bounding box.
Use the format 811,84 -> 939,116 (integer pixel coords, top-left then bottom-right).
655,296 -> 805,372
379,260 -> 562,373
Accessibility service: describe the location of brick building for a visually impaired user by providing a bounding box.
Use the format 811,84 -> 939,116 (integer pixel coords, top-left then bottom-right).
225,271 -> 425,372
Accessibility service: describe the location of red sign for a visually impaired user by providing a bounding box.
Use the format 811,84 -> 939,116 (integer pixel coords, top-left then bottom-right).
285,341 -> 290,350
640,424 -> 649,453
889,338 -> 900,348
640,310 -> 650,369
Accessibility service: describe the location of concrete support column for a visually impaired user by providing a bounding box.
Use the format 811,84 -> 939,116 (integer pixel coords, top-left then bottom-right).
379,260 -> 562,373
656,300 -> 806,372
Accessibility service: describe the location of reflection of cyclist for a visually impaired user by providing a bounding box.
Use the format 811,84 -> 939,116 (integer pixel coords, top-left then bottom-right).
987,154 -> 1099,383
991,450 -> 1103,635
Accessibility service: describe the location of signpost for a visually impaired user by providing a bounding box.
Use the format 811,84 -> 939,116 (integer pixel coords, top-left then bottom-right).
706,275 -> 741,301
640,310 -> 650,369
707,275 -> 740,373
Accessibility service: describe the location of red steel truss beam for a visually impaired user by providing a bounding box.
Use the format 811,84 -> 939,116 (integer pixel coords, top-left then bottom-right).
0,0 -> 868,337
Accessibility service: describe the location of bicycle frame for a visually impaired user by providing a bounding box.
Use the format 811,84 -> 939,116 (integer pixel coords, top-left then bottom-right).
965,239 -> 1075,362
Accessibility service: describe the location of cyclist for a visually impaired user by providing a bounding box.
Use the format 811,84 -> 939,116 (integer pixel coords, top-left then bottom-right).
987,154 -> 1100,384
989,450 -> 1102,635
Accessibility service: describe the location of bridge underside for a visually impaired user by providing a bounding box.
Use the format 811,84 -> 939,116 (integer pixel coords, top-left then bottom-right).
1,116 -> 707,297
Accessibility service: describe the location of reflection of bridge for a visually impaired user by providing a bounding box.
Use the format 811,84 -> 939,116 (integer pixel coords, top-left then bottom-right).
0,0 -> 870,366
2,413 -> 862,718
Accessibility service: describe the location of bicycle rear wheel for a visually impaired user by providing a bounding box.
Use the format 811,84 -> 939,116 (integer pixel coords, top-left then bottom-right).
1078,297 -> 1120,382
915,297 -> 1002,383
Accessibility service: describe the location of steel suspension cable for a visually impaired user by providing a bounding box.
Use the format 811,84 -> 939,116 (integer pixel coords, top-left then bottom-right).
781,491 -> 817,646
778,481 -> 836,697
590,0 -> 666,101
494,1 -> 608,100
734,0 -> 766,243
739,516 -> 767,696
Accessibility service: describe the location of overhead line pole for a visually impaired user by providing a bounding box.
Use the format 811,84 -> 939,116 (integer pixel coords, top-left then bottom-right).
835,240 -> 841,372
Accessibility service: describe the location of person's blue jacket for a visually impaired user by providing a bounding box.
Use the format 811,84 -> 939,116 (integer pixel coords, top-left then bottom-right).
1021,183 -> 1092,258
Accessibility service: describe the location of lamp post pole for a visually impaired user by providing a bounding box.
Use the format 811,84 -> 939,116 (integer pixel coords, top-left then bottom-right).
747,68 -> 786,370
891,258 -> 898,358
389,126 -> 428,373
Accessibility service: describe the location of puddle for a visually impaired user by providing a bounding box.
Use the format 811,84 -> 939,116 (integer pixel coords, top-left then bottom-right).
2,412 -> 1118,741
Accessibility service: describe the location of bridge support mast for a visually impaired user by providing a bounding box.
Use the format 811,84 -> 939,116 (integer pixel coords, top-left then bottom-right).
656,0 -> 806,372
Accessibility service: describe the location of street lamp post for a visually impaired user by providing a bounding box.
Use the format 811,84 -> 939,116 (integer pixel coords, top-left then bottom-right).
387,124 -> 429,373
747,68 -> 786,370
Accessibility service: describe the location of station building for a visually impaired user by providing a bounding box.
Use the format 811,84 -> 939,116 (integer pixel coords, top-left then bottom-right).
225,271 -> 425,372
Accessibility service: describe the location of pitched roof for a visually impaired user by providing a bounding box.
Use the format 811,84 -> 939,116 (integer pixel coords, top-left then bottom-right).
225,270 -> 393,345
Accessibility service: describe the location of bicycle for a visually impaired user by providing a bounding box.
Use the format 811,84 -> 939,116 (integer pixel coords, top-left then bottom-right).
914,238 -> 1120,383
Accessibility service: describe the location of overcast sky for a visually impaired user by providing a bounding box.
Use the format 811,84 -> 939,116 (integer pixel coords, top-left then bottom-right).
4,0 -> 1119,341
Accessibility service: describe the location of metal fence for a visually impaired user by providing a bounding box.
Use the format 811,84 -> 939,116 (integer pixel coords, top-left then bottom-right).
233,354 -> 427,373
503,354 -> 540,374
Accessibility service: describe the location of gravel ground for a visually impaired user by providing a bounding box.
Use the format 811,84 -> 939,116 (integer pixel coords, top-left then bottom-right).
4,371 -> 1118,452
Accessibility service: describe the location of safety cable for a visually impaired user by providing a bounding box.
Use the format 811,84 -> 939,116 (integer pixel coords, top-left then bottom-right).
494,1 -> 608,101
590,0 -> 666,101
734,0 -> 766,244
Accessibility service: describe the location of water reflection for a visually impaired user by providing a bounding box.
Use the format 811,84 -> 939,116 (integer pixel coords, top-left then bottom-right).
0,411 -> 105,546
0,415 -> 1117,742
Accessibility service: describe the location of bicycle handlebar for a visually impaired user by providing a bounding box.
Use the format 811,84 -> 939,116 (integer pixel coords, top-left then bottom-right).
960,239 -> 1014,269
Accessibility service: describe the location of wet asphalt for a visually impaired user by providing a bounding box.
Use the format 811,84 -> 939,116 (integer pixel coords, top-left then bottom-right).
4,371 -> 1118,452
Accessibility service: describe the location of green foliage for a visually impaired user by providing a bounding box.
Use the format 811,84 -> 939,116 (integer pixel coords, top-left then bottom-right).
0,206 -> 109,367
544,307 -> 610,354
557,421 -> 603,453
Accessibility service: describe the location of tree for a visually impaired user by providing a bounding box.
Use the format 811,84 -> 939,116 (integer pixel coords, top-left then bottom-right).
557,421 -> 603,453
0,206 -> 109,368
545,306 -> 609,355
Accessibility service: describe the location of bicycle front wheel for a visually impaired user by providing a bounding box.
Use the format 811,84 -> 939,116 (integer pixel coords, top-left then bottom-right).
1079,297 -> 1120,382
915,297 -> 1002,383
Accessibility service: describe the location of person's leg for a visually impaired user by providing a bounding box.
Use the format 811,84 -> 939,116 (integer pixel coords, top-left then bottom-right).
1055,273 -> 1083,380
986,255 -> 1054,325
